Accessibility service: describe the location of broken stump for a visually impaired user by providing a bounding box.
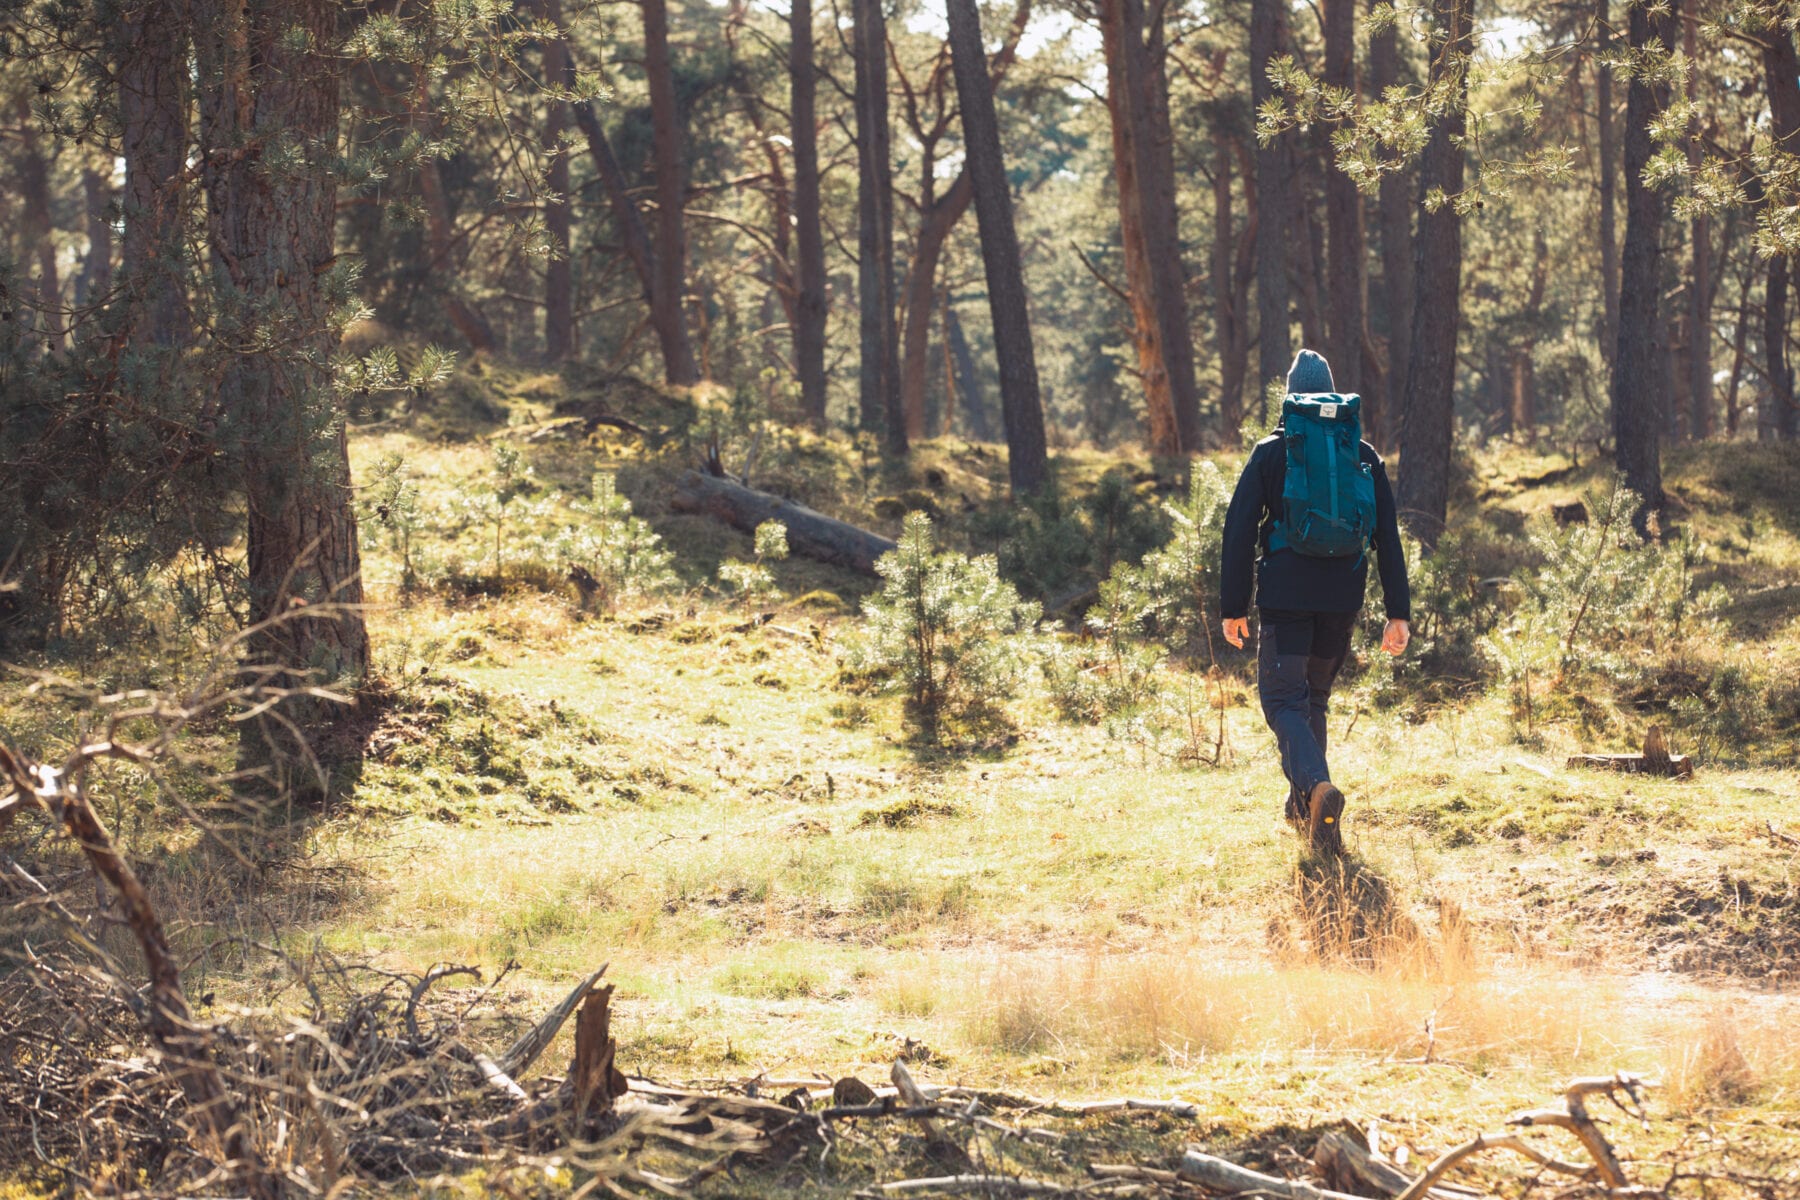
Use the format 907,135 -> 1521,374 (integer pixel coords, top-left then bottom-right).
1567,725 -> 1693,778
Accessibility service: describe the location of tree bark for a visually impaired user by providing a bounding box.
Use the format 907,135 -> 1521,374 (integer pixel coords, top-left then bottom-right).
76,167 -> 114,312
725,0 -> 795,385
1725,263 -> 1750,437
194,0 -> 369,777
1101,0 -> 1198,455
1212,132 -> 1250,435
790,0 -> 829,428
1294,148 -> 1329,353
16,97 -> 64,351
897,0 -> 1031,441
1512,227 -> 1550,440
854,0 -> 904,449
1322,0 -> 1366,400
1102,1 -> 1173,455
1366,0 -> 1408,448
1764,23 -> 1800,440
115,0 -> 192,348
901,173 -> 972,440
418,157 -> 501,353
1684,0 -> 1711,439
643,0 -> 701,385
1612,0 -> 1675,511
541,0 -> 575,362
946,0 -> 1048,495
1763,257 -> 1791,441
1596,0 -> 1619,365
1395,0 -> 1471,549
946,302 -> 994,441
1251,0 -> 1292,403
1117,0 -> 1200,453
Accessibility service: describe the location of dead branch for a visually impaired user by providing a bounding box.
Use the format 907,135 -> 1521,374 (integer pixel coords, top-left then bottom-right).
1177,1148 -> 1373,1200
871,1176 -> 1085,1196
496,962 -> 610,1078
0,742 -> 272,1196
1392,1133 -> 1592,1200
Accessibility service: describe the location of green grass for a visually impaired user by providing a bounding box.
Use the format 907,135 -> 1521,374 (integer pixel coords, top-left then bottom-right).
5,380 -> 1800,1194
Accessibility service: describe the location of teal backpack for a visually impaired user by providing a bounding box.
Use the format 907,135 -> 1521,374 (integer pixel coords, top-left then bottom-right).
1271,394 -> 1377,559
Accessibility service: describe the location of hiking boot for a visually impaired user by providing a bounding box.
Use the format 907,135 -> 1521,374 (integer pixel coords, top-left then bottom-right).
1308,782 -> 1345,856
1283,790 -> 1309,834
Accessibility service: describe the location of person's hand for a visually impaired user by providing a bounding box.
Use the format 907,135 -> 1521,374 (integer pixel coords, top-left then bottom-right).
1222,617 -> 1250,649
1382,618 -> 1411,656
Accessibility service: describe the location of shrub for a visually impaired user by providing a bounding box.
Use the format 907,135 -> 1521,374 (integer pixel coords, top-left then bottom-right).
1474,478 -> 1726,735
717,520 -> 788,607
845,513 -> 1040,740
967,470 -> 1168,604
556,472 -> 678,612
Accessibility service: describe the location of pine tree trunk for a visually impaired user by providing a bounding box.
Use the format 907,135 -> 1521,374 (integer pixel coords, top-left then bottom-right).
644,0 -> 701,385
1512,227 -> 1550,441
1130,0 -> 1200,453
1612,0 -> 1675,510
1764,24 -> 1800,440
901,174 -> 973,440
853,0 -> 904,449
1322,0 -> 1366,399
1212,133 -> 1248,435
1684,0 -> 1711,439
1294,149 -> 1329,353
1100,0 -> 1199,455
17,98 -> 63,351
1366,0 -> 1407,448
418,158 -> 501,353
1395,0 -> 1471,549
194,0 -> 368,784
1726,262 -> 1751,437
1250,0 -> 1292,400
76,168 -> 114,311
946,0 -> 1048,495
115,0 -> 191,348
541,1 -> 575,362
1764,257 -> 1791,441
1596,0 -> 1619,365
946,302 -> 994,441
1102,0 -> 1177,456
790,0 -> 829,428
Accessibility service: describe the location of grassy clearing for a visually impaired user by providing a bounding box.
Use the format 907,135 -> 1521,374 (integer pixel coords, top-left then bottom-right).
4,377 -> 1799,1193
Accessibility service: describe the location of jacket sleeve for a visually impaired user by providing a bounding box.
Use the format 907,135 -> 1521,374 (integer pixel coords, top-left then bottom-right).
1370,457 -> 1411,621
1219,445 -> 1268,620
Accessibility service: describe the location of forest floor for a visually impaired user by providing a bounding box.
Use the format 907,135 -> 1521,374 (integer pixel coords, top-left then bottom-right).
5,369 -> 1800,1197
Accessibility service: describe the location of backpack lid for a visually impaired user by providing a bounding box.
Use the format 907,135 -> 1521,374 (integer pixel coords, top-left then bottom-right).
1282,393 -> 1361,425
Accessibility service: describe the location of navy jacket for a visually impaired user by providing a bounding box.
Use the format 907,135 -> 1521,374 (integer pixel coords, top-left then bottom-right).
1219,433 -> 1411,621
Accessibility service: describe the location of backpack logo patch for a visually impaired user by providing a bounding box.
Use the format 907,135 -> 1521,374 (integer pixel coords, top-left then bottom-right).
1320,402 -> 1339,420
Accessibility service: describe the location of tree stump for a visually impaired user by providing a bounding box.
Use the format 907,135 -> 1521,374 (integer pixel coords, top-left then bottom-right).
571,984 -> 628,1130
1566,725 -> 1693,778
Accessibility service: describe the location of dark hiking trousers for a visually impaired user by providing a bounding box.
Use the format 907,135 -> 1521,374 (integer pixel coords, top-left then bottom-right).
1256,608 -> 1356,811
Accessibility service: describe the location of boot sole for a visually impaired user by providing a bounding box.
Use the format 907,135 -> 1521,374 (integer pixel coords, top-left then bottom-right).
1309,787 -> 1345,856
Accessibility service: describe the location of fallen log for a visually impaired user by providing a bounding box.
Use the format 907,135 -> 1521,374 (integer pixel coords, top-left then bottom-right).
670,470 -> 897,576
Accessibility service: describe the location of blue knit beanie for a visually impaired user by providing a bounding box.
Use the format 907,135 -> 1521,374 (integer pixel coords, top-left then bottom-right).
1286,349 -> 1335,394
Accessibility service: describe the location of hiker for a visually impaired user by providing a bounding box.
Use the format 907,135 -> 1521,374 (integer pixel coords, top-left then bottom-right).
1218,349 -> 1411,855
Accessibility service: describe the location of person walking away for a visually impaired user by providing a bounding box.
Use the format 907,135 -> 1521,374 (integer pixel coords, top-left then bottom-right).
1218,349 -> 1411,855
